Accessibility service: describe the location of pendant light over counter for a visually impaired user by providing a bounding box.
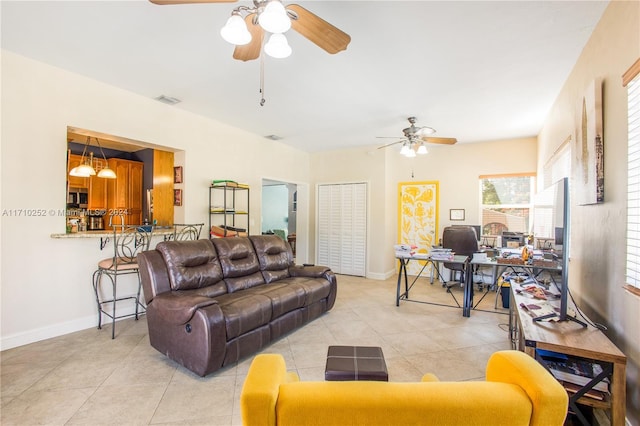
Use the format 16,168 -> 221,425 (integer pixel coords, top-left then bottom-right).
69,136 -> 117,179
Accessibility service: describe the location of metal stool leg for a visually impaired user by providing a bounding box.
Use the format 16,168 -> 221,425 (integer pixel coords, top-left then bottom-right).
134,272 -> 141,320
110,273 -> 117,339
92,269 -> 103,330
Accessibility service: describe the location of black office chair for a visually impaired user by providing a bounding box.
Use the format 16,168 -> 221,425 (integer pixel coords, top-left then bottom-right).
442,226 -> 479,286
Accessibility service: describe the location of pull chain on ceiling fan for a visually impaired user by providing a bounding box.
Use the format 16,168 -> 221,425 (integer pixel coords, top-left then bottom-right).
149,0 -> 351,61
377,117 -> 458,157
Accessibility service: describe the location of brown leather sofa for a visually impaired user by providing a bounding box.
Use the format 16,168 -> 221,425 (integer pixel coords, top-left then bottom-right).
137,235 -> 337,376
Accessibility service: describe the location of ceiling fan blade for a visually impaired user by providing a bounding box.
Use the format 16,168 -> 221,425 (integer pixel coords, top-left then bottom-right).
422,137 -> 458,145
377,140 -> 405,149
233,14 -> 264,62
149,0 -> 237,4
287,4 -> 351,54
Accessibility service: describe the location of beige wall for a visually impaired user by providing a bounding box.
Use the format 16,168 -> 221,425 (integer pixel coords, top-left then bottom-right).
310,146 -> 389,278
0,51 -> 311,348
310,138 -> 537,278
537,1 -> 640,423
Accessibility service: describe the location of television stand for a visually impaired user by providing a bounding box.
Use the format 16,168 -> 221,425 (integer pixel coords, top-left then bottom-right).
510,287 -> 626,425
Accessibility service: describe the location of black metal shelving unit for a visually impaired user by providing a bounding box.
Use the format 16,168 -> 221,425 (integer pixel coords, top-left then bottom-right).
209,184 -> 249,237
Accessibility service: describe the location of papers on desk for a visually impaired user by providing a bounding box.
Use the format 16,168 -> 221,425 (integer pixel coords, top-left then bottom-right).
393,245 -> 453,261
430,248 -> 454,261
518,301 -> 557,320
512,276 -> 562,321
394,244 -> 417,257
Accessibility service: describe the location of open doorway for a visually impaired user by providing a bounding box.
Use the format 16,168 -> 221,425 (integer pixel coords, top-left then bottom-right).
262,179 -> 297,258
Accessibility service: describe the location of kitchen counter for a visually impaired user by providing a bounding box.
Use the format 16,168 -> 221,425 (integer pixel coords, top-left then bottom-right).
50,227 -> 176,239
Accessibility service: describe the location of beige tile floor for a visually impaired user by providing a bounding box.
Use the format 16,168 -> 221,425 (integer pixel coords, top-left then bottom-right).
1,274 -> 511,425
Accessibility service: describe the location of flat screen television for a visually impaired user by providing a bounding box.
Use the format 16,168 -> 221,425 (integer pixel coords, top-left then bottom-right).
532,177 -> 585,326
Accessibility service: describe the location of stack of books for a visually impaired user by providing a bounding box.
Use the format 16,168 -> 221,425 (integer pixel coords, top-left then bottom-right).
212,179 -> 249,189
210,225 -> 248,238
210,206 -> 235,213
536,349 -> 609,401
430,248 -> 454,261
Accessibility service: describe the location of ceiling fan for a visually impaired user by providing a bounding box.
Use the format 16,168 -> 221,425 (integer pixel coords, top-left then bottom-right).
149,0 -> 351,61
377,117 -> 457,157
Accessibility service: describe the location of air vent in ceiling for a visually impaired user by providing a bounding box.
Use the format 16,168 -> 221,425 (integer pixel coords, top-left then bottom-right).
264,135 -> 283,141
154,95 -> 181,105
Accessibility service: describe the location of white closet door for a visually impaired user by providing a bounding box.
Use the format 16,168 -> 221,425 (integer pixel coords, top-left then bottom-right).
317,183 -> 367,276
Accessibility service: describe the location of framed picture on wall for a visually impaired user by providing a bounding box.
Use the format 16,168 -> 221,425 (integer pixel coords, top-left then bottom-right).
174,166 -> 183,184
174,189 -> 182,206
450,209 -> 465,221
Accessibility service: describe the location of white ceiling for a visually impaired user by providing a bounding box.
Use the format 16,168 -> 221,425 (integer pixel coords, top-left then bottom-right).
1,0 -> 609,153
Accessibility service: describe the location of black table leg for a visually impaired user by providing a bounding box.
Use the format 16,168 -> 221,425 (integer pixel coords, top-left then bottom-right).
396,259 -> 405,306
463,260 -> 473,317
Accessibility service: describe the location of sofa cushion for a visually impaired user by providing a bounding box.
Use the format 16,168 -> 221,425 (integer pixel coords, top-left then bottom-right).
245,282 -> 308,318
250,235 -> 293,283
216,293 -> 273,340
290,277 -> 332,305
156,240 -> 224,291
212,237 -> 265,293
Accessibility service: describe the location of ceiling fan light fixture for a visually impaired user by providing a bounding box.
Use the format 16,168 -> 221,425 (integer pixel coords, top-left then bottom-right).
405,148 -> 417,158
221,13 -> 252,45
258,0 -> 291,34
417,144 -> 428,155
264,33 -> 292,58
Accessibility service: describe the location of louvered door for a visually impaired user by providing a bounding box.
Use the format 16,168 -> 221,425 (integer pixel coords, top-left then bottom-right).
317,183 -> 367,276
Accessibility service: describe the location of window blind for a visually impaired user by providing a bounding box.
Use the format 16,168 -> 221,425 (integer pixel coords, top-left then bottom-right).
626,64 -> 640,290
543,137 -> 571,189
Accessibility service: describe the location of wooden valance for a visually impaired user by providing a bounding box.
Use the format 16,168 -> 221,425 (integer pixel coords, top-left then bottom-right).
623,57 -> 640,87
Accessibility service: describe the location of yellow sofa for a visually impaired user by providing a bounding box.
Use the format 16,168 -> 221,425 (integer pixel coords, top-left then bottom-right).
240,350 -> 568,426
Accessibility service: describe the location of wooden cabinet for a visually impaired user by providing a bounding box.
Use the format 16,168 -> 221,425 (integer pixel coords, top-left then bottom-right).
88,175 -> 108,210
87,158 -> 108,210
152,150 -> 175,227
67,154 -> 88,188
129,161 -> 143,224
107,159 -> 143,227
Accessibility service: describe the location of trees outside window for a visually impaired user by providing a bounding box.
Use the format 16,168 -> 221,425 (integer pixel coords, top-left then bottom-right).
480,174 -> 535,235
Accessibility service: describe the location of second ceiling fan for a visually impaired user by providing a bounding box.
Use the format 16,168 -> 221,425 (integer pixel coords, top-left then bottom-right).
377,117 -> 457,157
149,0 -> 351,61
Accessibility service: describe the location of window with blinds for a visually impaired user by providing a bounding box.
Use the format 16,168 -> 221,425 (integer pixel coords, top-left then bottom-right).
625,58 -> 640,294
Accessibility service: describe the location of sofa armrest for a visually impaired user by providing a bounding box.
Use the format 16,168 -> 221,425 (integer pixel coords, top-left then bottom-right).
289,264 -> 331,278
138,250 -> 172,304
486,350 -> 568,426
151,293 -> 219,325
241,354 -> 292,426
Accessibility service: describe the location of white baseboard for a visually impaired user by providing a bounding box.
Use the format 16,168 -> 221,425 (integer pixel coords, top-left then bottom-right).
1,305 -> 143,350
1,314 -> 97,350
366,269 -> 396,280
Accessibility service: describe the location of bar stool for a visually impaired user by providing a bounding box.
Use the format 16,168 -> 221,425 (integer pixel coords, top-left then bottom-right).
171,223 -> 204,241
92,223 -> 153,338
